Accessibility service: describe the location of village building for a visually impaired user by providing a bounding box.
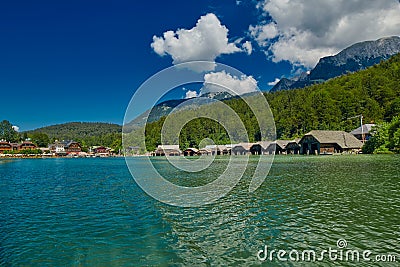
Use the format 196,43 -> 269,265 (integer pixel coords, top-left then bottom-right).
49,140 -> 82,155
0,140 -> 12,153
183,148 -> 199,156
350,124 -> 376,142
91,146 -> 111,157
299,130 -> 363,155
64,141 -> 82,153
18,141 -> 37,150
154,145 -> 181,156
0,140 -> 37,153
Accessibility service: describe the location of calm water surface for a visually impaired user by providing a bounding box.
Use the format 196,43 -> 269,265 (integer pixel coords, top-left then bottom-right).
0,156 -> 399,266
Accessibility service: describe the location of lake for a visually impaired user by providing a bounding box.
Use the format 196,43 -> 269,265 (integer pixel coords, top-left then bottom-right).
1,156 -> 399,266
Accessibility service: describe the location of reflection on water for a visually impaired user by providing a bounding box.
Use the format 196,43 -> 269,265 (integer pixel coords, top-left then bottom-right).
0,156 -> 399,266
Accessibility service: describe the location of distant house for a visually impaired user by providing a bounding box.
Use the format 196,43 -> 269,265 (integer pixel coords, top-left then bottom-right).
155,145 -> 181,156
0,140 -> 12,153
350,124 -> 376,142
49,140 -> 81,155
300,130 -> 363,155
64,141 -> 81,153
286,139 -> 301,154
92,146 -> 111,156
183,148 -> 199,156
93,146 -> 109,154
19,141 -> 37,150
0,140 -> 37,153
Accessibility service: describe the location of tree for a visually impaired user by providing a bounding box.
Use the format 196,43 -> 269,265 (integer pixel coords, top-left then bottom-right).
0,120 -> 19,142
30,132 -> 50,147
363,116 -> 400,154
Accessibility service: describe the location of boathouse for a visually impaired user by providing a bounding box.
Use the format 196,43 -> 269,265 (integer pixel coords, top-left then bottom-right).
231,143 -> 253,155
203,145 -> 230,155
155,145 -> 181,156
249,141 -> 273,155
299,130 -> 363,155
183,148 -> 199,156
264,140 -> 291,154
286,139 -> 301,154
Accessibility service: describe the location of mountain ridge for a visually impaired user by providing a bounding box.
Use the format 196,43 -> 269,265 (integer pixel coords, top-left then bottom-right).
271,36 -> 400,92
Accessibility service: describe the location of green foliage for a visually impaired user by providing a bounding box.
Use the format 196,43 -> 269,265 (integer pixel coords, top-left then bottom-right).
29,132 -> 50,147
0,120 -> 19,142
25,122 -> 122,150
363,116 -> 400,154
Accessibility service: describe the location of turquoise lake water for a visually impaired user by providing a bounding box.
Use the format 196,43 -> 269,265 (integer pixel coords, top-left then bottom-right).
0,156 -> 399,266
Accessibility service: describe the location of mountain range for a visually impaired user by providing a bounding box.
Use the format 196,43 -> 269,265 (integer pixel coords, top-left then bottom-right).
123,91 -> 234,132
271,36 -> 400,92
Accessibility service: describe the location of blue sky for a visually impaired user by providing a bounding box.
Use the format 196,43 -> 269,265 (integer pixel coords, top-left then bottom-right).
1,0 -> 399,131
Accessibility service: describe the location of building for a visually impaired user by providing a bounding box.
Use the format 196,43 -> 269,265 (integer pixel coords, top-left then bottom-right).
299,130 -> 363,155
231,143 -> 253,155
286,139 -> 301,154
18,141 -> 37,150
0,140 -> 12,153
350,124 -> 376,142
203,145 -> 230,155
250,143 -> 263,155
249,141 -> 274,155
91,146 -> 111,156
262,140 -> 291,155
154,145 -> 181,156
183,148 -> 199,156
49,140 -> 82,155
198,148 -> 212,155
64,141 -> 82,153
0,140 -> 37,153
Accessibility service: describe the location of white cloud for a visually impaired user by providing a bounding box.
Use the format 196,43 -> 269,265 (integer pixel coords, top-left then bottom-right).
251,0 -> 400,68
12,125 -> 19,132
242,41 -> 253,55
249,23 -> 278,46
151,13 -> 243,71
201,71 -> 258,95
267,78 -> 280,86
185,90 -> 199,99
